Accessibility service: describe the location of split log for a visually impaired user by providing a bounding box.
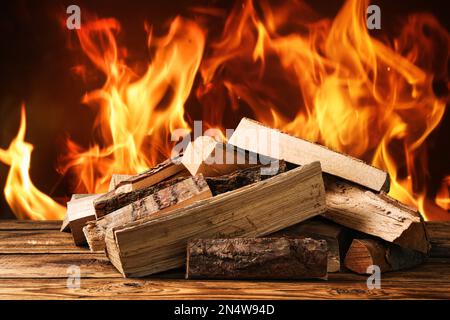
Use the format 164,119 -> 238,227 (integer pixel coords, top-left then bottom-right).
425,222 -> 450,258
66,194 -> 103,246
229,117 -> 389,192
108,174 -> 132,192
94,176 -> 187,219
113,154 -> 189,194
344,239 -> 426,274
181,136 -> 256,177
61,194 -> 95,232
105,162 -> 326,277
84,175 -> 213,252
186,238 -> 328,280
272,218 -> 352,272
323,176 -> 429,253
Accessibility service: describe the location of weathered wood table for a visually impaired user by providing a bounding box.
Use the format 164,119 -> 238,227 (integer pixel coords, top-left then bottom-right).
0,220 -> 449,299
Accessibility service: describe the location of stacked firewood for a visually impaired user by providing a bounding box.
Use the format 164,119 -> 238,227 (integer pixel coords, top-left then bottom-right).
61,118 -> 429,278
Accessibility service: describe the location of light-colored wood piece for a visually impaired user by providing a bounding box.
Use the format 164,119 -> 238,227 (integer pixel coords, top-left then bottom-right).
108,174 -> 133,192
323,176 -> 429,253
228,117 -> 389,192
181,136 -> 255,177
67,194 -> 103,246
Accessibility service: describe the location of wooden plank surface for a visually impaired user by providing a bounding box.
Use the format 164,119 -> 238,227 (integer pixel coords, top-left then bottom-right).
0,220 -> 449,299
0,220 -> 61,231
0,278 -> 449,300
0,230 -> 88,254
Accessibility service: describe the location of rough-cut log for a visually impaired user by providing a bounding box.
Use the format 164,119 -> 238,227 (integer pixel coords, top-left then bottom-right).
229,117 -> 389,192
94,176 -> 187,219
66,194 -> 103,246
105,162 -> 326,277
84,175 -> 213,252
108,174 -> 132,192
114,154 -> 189,193
426,222 -> 450,258
344,239 -> 426,274
272,218 -> 352,272
181,136 -> 256,177
186,238 -> 328,280
323,176 -> 429,253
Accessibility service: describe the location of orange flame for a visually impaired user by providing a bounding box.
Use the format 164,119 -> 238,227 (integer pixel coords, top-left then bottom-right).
2,0 -> 449,220
198,0 -> 449,220
58,17 -> 205,193
0,106 -> 65,220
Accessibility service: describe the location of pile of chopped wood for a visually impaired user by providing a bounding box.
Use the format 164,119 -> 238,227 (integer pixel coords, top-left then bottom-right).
61,118 -> 429,279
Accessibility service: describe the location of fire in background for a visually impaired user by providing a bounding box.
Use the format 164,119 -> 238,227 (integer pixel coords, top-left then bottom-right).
0,0 -> 449,220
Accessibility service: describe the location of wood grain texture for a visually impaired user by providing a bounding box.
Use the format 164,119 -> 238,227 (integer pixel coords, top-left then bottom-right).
0,230 -> 88,254
272,218 -> 353,272
0,220 -> 61,230
0,278 -> 449,300
426,222 -> 450,257
0,221 -> 449,299
106,162 -> 326,277
181,136 -> 254,177
186,238 -> 328,280
229,117 -> 389,192
324,176 -> 429,253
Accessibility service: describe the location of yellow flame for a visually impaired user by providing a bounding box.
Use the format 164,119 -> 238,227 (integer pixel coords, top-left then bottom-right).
0,106 -> 65,220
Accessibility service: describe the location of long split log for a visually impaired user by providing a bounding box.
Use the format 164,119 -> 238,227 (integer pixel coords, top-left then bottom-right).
229,117 -> 390,192
186,238 -> 328,280
344,239 -> 426,274
323,176 -> 429,253
105,162 -> 326,277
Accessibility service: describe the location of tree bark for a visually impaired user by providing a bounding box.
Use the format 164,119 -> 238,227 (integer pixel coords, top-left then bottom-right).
186,238 -> 328,280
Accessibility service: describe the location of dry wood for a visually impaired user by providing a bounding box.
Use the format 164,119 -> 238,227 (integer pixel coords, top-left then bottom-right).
113,154 -> 189,193
84,175 -> 213,252
186,238 -> 328,279
344,239 -> 426,274
323,176 -> 429,253
105,162 -> 326,277
273,218 -> 352,272
66,194 -> 103,246
94,176 -> 187,219
60,194 -> 93,232
108,174 -> 133,192
425,222 -> 450,257
229,117 -> 389,192
181,135 -> 256,177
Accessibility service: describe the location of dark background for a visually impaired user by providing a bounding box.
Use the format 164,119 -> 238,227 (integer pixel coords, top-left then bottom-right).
0,0 -> 449,219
